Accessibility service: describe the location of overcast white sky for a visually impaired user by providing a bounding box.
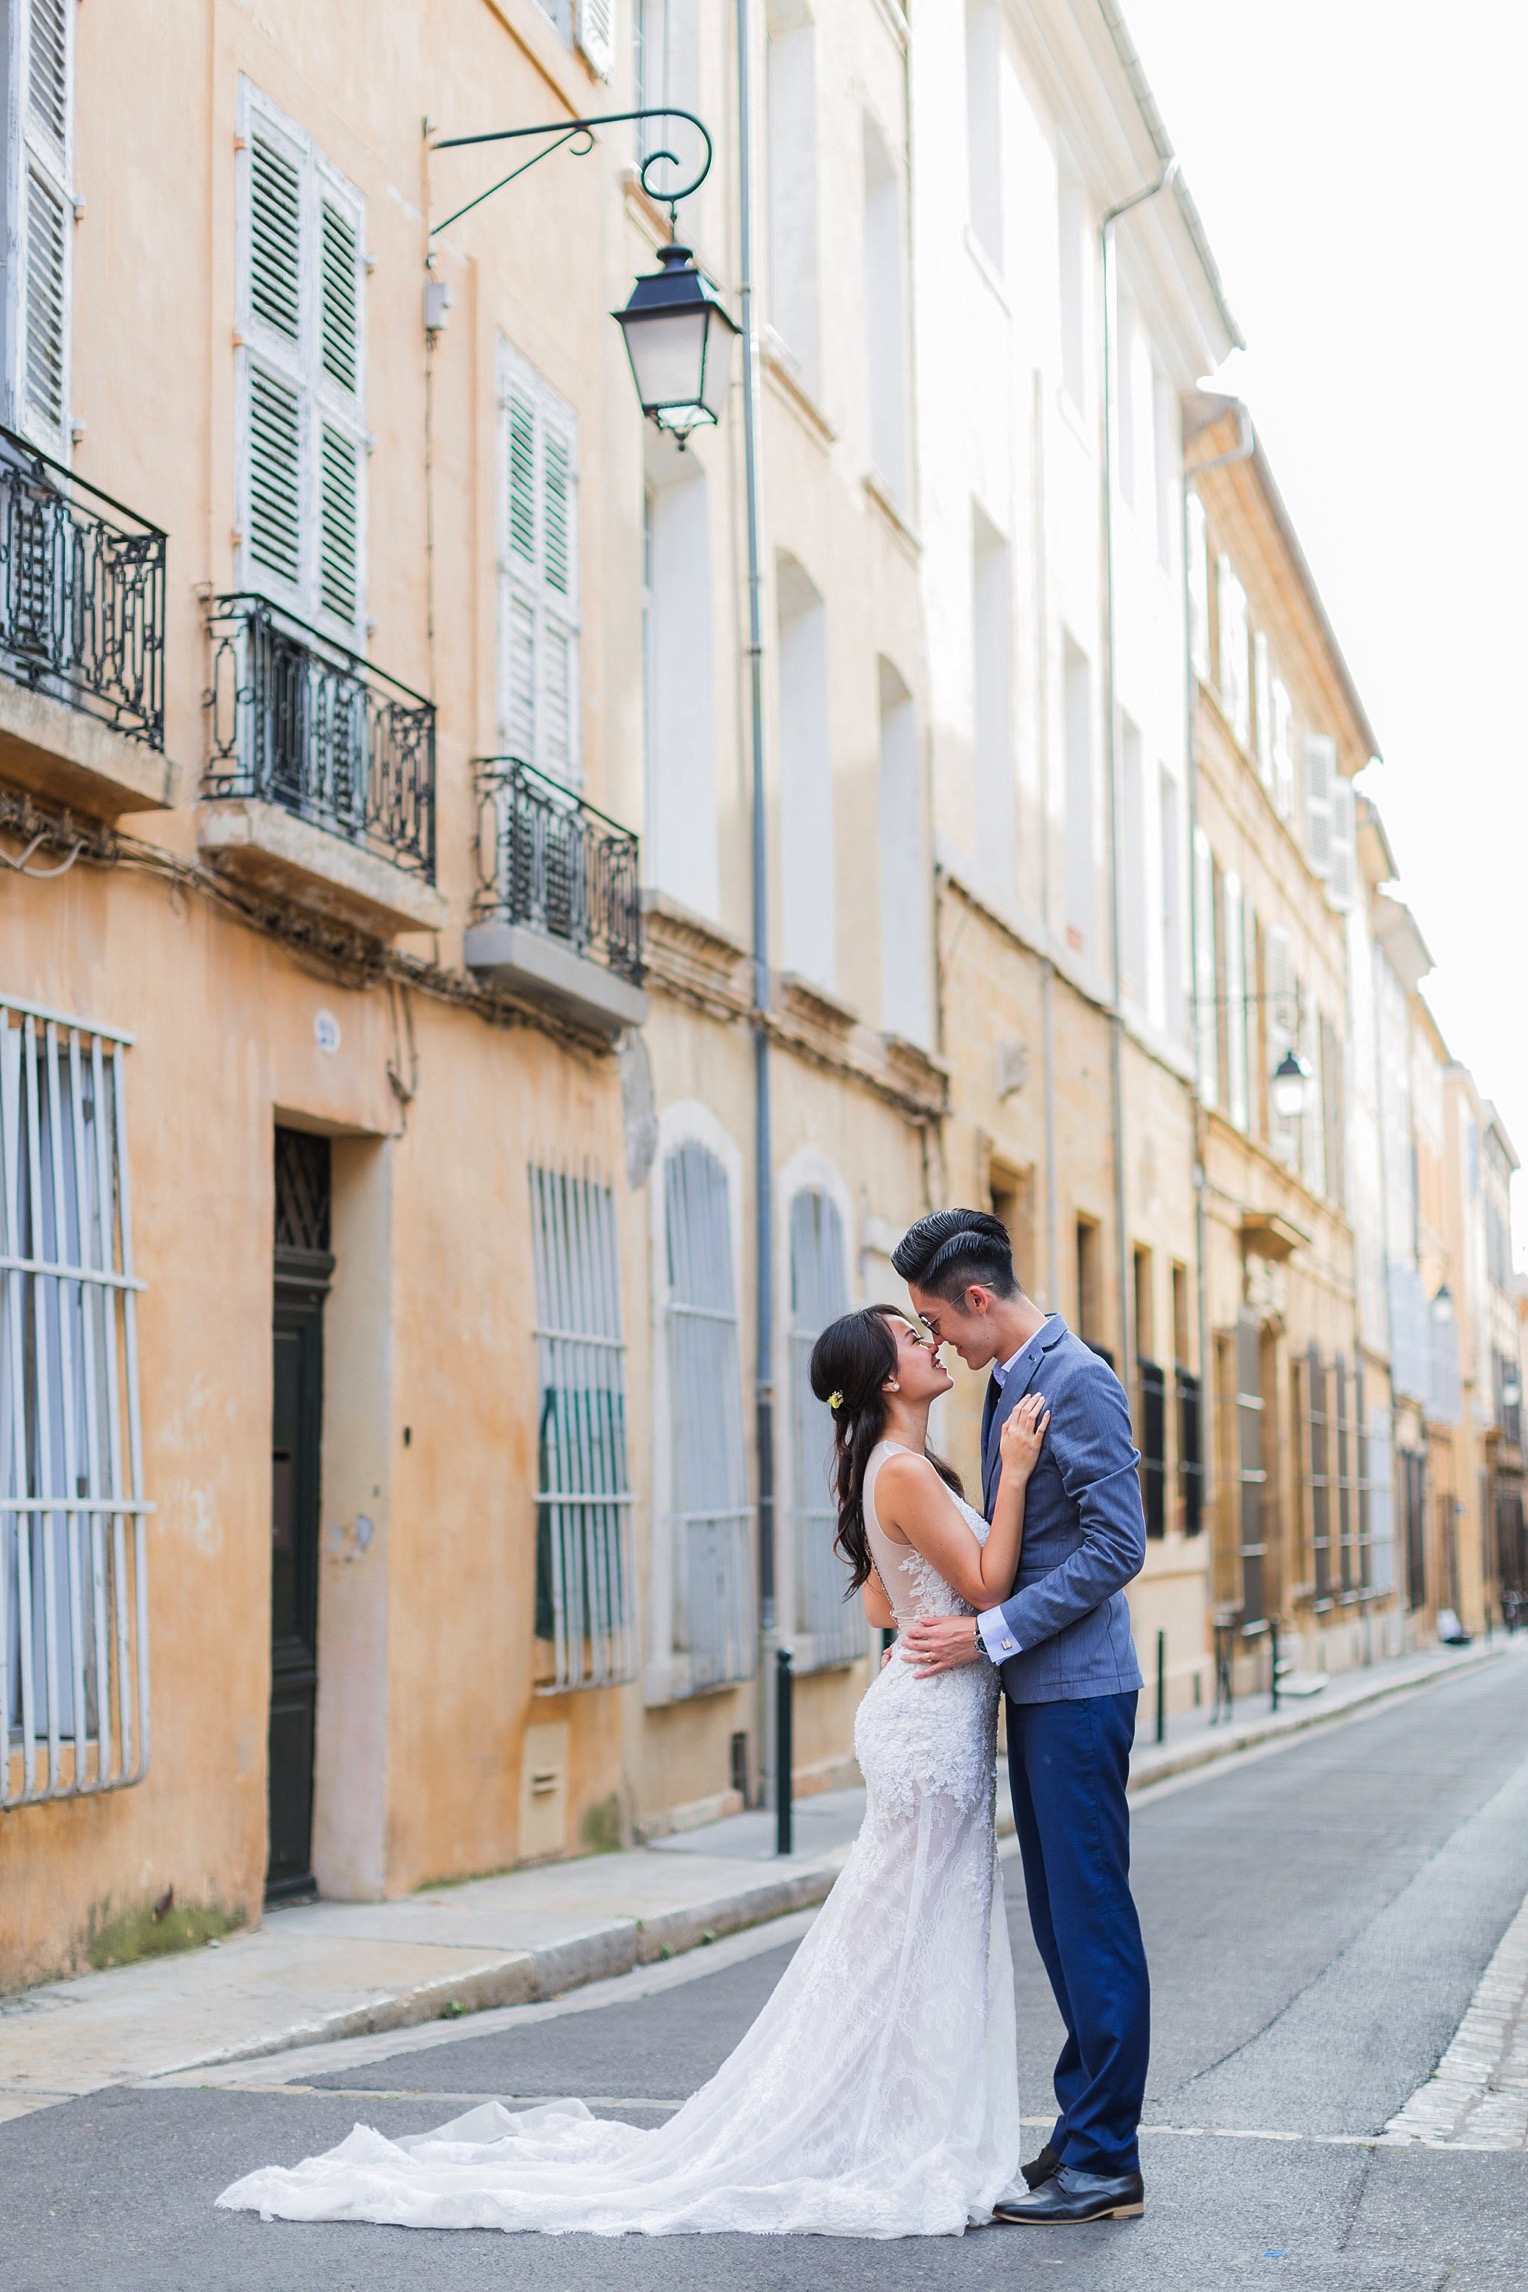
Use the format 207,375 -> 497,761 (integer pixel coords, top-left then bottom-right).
1122,0 -> 1528,1254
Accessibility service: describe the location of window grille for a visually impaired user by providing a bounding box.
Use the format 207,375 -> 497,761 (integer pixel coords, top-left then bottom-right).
662,1141 -> 753,1693
1234,1314 -> 1266,1626
1176,1364 -> 1203,1534
1402,1448 -> 1427,1612
1334,1355 -> 1357,1595
1137,1358 -> 1166,1539
788,1190 -> 858,1665
1305,1342 -> 1331,1606
529,1165 -> 636,1692
1363,1404 -> 1394,1595
2,997 -> 147,1809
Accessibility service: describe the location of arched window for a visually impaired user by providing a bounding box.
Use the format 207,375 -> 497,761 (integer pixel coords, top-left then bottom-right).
663,1141 -> 753,1690
788,1189 -> 859,1665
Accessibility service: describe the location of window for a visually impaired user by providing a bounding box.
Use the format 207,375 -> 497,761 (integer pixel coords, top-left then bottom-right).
1328,776 -> 1357,912
877,659 -> 929,1045
636,0 -> 698,116
643,449 -> 717,917
1062,636 -> 1092,952
1058,178 -> 1087,410
661,1140 -> 753,1692
1271,676 -> 1295,819
1334,1355 -> 1358,1594
1223,869 -> 1248,1131
1253,632 -> 1273,790
1135,1245 -> 1164,1540
1402,1447 -> 1426,1611
788,1190 -> 856,1665
765,0 -> 817,383
500,343 -> 579,783
1177,1365 -> 1204,1536
2,997 -> 148,1808
1186,494 -> 1210,681
238,84 -> 366,640
5,0 -> 72,456
1160,766 -> 1184,1041
862,113 -> 908,502
1120,719 -> 1146,1005
529,1166 -> 636,1693
1303,732 -> 1336,878
777,555 -> 835,988
1075,1215 -> 1103,1351
1116,296 -> 1137,507
1264,924 -> 1296,1163
1234,1313 -> 1267,1626
1322,1016 -> 1344,1206
971,507 -> 1013,902
1192,827 -> 1217,1106
542,0 -> 615,72
1303,1344 -> 1332,1605
1216,555 -> 1250,746
1152,369 -> 1175,571
965,0 -> 1002,265
1363,1403 -> 1394,1594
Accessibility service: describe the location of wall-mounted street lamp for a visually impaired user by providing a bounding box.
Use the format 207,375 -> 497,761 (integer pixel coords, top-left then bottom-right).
1432,1283 -> 1456,1326
1270,1047 -> 1314,1123
430,108 -> 735,445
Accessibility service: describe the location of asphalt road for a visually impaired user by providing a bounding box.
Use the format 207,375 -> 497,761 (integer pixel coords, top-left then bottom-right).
6,1656 -> 1528,2292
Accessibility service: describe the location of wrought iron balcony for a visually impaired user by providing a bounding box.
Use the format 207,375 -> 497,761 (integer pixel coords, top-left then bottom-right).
0,425 -> 166,748
466,758 -> 646,1037
203,594 -> 436,884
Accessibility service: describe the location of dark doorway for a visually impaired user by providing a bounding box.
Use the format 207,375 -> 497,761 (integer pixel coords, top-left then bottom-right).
267,1128 -> 333,1901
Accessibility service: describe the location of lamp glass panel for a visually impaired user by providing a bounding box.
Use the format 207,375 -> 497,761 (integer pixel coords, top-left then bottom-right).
699,315 -> 736,422
624,305 -> 710,413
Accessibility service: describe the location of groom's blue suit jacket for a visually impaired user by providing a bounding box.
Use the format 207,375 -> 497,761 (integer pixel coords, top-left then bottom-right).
981,1314 -> 1145,1704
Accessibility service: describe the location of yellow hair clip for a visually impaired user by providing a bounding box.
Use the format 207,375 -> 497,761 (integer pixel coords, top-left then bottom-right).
829,1390 -> 844,1412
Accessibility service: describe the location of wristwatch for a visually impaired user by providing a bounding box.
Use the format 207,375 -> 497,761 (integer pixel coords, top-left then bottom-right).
973,1618 -> 984,1657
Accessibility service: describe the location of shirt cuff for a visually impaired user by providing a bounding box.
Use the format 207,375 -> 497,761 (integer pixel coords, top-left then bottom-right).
977,1605 -> 1021,1664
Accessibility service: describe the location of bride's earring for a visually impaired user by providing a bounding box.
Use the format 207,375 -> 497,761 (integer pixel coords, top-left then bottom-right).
884,1380 -> 900,1394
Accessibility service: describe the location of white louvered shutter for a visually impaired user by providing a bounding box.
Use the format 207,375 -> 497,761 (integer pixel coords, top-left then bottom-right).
1271,677 -> 1295,819
314,172 -> 366,632
17,0 -> 73,455
1327,776 -> 1357,913
239,86 -> 367,638
1187,493 -> 1210,682
1193,827 -> 1218,1108
1224,869 -> 1248,1132
500,343 -> 581,783
1253,631 -> 1273,791
1217,556 -> 1250,745
577,0 -> 615,78
1304,732 -> 1336,878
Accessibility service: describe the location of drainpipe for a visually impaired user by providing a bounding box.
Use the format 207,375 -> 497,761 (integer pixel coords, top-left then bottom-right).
1100,159 -> 1176,1380
736,0 -> 776,1803
1182,398 -> 1255,1550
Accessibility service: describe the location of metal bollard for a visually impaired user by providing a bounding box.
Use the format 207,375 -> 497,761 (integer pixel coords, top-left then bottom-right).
775,1646 -> 793,1857
1155,1628 -> 1166,1745
1270,1618 -> 1281,1714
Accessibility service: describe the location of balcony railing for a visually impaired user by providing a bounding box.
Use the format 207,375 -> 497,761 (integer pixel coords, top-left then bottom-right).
0,425 -> 165,746
203,594 -> 436,881
473,757 -> 642,985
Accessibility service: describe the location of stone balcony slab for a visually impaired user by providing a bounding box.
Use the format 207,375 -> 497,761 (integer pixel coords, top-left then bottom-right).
0,676 -> 178,817
465,918 -> 649,1040
198,796 -> 449,939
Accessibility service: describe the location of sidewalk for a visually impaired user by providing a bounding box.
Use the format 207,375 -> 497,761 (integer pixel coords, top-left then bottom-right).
0,1635 -> 1511,2120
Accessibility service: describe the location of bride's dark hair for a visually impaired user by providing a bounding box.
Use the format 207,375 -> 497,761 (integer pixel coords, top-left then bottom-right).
808,1305 -> 964,1594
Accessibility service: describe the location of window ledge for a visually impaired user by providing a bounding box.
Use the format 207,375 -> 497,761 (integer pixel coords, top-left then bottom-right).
863,471 -> 920,553
198,797 -> 448,938
464,919 -> 649,1040
0,677 -> 179,817
762,335 -> 836,450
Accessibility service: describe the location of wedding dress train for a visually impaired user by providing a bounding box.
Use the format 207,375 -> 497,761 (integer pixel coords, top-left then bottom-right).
218,1442 -> 1021,2239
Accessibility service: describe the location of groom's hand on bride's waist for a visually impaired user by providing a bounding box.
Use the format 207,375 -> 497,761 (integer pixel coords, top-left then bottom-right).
902,1614 -> 986,1675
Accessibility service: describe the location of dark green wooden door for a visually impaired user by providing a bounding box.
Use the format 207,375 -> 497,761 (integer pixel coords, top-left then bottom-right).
267,1130 -> 333,1901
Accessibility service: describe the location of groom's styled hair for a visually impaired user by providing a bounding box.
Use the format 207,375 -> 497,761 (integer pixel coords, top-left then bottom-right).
891,1209 -> 1020,1304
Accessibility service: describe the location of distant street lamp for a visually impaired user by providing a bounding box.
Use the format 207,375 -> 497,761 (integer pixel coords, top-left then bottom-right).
1270,1047 -> 1314,1122
613,242 -> 739,446
1432,1283 -> 1456,1325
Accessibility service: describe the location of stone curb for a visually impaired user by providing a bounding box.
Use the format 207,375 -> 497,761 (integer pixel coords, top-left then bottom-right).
154,1863 -> 853,2080
1127,1642 -> 1505,1793
121,1644 -> 1519,2086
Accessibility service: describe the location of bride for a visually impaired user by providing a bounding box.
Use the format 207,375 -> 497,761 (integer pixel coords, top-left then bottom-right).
219,1306 -> 1049,2241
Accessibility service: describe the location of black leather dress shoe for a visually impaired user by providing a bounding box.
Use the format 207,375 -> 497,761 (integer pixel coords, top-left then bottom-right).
993,2165 -> 1145,2224
1020,2142 -> 1062,2190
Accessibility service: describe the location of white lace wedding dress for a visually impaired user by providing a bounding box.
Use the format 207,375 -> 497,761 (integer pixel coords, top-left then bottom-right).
218,1441 -> 1021,2239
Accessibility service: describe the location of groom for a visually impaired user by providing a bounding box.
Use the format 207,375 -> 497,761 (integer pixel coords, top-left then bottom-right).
891,1208 -> 1149,2226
